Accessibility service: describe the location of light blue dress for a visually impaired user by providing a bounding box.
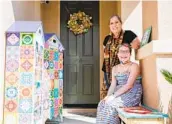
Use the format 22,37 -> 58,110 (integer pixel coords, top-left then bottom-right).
96,67 -> 142,124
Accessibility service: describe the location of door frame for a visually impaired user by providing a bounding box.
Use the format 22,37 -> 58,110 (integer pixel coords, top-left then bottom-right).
60,1 -> 100,105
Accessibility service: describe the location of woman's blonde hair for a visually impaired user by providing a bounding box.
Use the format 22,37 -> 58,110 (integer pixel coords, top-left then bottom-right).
109,15 -> 122,24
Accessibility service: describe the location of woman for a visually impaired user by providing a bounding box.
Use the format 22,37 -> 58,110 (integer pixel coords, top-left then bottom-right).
97,43 -> 142,124
102,15 -> 140,89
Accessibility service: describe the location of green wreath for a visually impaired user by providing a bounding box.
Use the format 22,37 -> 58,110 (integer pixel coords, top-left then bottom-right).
67,11 -> 93,35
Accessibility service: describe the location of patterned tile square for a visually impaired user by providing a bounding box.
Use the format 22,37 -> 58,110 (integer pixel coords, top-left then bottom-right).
19,113 -> 32,124
20,59 -> 33,72
5,72 -> 19,85
20,72 -> 34,86
6,33 -> 20,46
20,33 -> 34,46
20,46 -> 34,59
19,86 -> 32,99
5,86 -> 18,99
19,99 -> 32,113
4,99 -> 18,112
6,59 -> 19,72
6,46 -> 20,60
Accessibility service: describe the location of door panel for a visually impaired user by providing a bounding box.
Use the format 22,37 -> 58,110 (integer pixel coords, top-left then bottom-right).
60,1 -> 99,104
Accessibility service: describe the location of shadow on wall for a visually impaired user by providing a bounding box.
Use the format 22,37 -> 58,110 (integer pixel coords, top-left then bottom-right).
12,1 -> 41,21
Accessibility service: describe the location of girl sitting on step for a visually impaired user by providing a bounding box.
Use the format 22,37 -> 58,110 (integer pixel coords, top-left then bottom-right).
96,43 -> 142,124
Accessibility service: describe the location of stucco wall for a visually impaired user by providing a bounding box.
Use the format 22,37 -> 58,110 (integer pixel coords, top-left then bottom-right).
99,1 -> 121,99
142,1 -> 158,40
12,1 -> 41,21
41,1 -> 60,36
158,1 -> 172,40
0,1 -> 41,123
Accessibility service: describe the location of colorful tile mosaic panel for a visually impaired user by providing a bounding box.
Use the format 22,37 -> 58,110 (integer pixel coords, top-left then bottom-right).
21,33 -> 34,45
54,51 -> 59,61
44,49 -> 49,60
20,46 -> 34,59
19,113 -> 32,124
4,100 -> 18,112
20,72 -> 34,86
20,86 -> 32,99
4,22 -> 47,124
6,46 -> 20,60
20,59 -> 33,72
6,59 -> 19,72
43,33 -> 64,122
19,99 -> 32,113
6,33 -> 20,46
5,72 -> 19,85
5,86 -> 18,99
58,70 -> 63,79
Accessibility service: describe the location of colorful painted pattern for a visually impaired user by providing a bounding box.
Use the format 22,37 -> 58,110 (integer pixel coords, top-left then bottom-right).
43,33 -> 64,122
4,22 -> 47,124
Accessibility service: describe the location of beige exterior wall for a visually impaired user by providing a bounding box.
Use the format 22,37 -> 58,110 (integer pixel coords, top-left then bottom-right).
99,1 -> 121,99
121,1 -> 142,63
41,1 -> 60,36
158,1 -> 172,40
12,1 -> 41,21
0,1 -> 41,123
142,1 -> 158,40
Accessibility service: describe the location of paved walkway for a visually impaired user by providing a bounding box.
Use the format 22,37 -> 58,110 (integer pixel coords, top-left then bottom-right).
60,109 -> 96,124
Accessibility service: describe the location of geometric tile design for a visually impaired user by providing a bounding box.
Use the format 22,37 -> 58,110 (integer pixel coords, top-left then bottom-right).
54,71 -> 58,79
54,62 -> 58,70
6,46 -> 20,60
5,100 -> 17,112
5,86 -> 18,99
44,49 -> 49,60
20,73 -> 34,86
50,107 -> 54,120
49,71 -> 54,80
58,62 -> 63,70
59,53 -> 63,60
6,59 -> 19,72
21,33 -> 34,45
44,60 -> 49,69
19,113 -> 32,124
54,79 -> 59,88
58,70 -> 63,79
43,99 -> 49,110
59,89 -> 63,98
6,72 -> 19,85
50,90 -> 54,99
20,46 -> 34,59
19,99 -> 32,113
49,98 -> 54,108
54,99 -> 59,108
54,51 -> 59,61
54,88 -> 59,98
20,86 -> 32,99
49,50 -> 54,61
6,33 -> 20,46
21,59 -> 33,72
49,61 -> 54,70
59,79 -> 63,89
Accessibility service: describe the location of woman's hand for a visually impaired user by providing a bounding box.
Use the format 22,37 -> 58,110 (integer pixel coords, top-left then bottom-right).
130,38 -> 140,49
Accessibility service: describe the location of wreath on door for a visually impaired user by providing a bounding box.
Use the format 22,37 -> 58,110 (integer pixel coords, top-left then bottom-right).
67,11 -> 93,35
